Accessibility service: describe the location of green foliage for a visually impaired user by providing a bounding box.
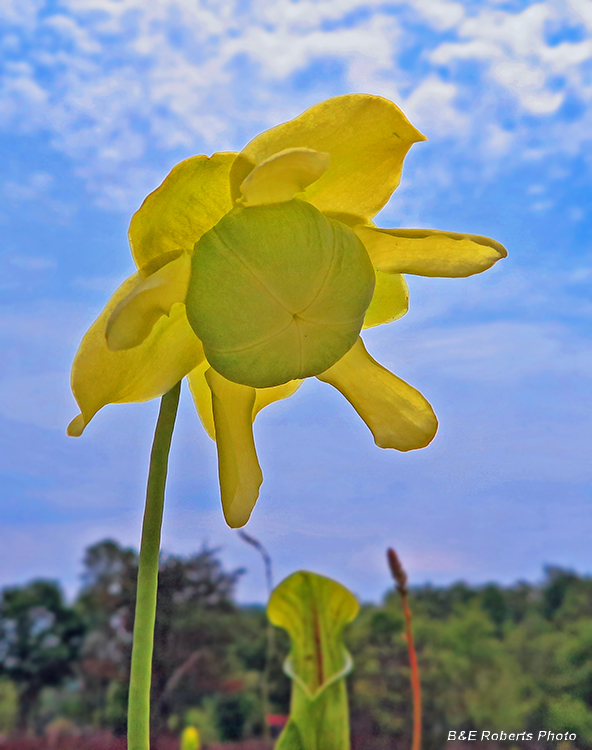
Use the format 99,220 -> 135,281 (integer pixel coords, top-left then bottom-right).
418,604 -> 537,736
2,544 -> 592,749
0,579 -> 85,730
542,567 -> 580,620
150,547 -> 245,732
0,678 -> 17,734
104,680 -> 129,736
184,700 -> 220,744
75,540 -> 139,732
547,695 -> 592,744
75,540 -> 247,736
215,692 -> 255,741
480,584 -> 509,634
347,568 -> 592,750
275,717 -> 306,750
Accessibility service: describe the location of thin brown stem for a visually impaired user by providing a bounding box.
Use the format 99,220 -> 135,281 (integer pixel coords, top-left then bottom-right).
387,548 -> 422,750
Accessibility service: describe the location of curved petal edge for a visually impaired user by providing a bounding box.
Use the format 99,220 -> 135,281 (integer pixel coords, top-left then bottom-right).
317,337 -> 438,451
241,94 -> 426,222
356,226 -> 508,278
68,273 -> 203,436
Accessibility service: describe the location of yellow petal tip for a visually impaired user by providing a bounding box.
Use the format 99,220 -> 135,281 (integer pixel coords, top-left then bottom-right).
224,510 -> 254,529
375,413 -> 438,451
494,240 -> 508,259
223,483 -> 262,528
67,414 -> 86,437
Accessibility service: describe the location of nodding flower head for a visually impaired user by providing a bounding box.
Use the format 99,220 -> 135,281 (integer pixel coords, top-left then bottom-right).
68,94 -> 507,528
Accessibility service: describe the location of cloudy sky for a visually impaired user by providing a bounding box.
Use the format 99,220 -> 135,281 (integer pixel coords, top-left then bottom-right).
1,0 -> 591,603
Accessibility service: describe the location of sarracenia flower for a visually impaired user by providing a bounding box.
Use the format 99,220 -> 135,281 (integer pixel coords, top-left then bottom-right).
68,94 -> 506,528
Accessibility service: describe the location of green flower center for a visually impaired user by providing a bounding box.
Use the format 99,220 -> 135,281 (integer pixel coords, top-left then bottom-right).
186,199 -> 375,388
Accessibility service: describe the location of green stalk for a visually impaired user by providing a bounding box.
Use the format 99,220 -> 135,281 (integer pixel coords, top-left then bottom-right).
128,381 -> 181,750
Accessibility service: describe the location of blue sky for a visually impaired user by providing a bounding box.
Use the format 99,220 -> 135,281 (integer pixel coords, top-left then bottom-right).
1,0 -> 591,603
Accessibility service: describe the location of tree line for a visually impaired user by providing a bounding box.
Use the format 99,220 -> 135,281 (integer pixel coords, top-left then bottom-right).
0,540 -> 591,748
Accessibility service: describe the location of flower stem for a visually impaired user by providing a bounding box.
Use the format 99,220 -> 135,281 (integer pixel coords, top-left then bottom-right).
387,548 -> 422,750
128,382 -> 181,750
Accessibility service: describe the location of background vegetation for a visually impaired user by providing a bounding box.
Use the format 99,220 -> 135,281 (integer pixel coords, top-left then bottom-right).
1,540 -> 591,749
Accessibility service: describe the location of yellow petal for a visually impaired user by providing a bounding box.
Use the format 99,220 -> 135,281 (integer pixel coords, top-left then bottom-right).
129,152 -> 238,272
187,361 -> 301,441
239,148 -> 330,206
106,253 -> 191,350
240,94 -> 425,222
253,379 -> 302,417
355,226 -> 508,277
205,368 -> 263,528
363,269 -> 409,329
67,273 -> 204,436
317,338 -> 437,451
187,360 -> 215,439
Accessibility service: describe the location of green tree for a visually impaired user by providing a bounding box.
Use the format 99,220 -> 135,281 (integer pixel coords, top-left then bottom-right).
151,548 -> 244,733
76,539 -> 139,732
0,580 -> 85,731
0,678 -> 17,735
76,540 -> 249,736
542,567 -> 580,620
347,603 -> 410,749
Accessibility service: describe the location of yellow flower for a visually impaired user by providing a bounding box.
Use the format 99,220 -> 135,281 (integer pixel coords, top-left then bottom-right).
68,94 -> 506,528
180,726 -> 200,750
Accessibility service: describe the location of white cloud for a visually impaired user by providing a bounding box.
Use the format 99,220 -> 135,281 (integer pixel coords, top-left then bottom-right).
403,75 -> 468,137
431,2 -> 592,117
570,0 -> 592,29
0,0 -> 591,206
411,0 -> 465,30
0,0 -> 44,28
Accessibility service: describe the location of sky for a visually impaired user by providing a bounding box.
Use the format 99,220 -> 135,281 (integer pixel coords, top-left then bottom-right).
0,0 -> 591,604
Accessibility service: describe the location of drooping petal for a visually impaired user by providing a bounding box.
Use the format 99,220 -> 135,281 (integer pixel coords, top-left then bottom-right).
67,273 -> 203,437
239,94 -> 425,222
106,253 -> 191,350
363,270 -> 409,329
355,226 -> 508,277
205,368 -> 263,528
187,360 -> 215,439
317,338 -> 437,451
187,362 -> 302,441
129,152 -> 238,272
239,148 -> 330,206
